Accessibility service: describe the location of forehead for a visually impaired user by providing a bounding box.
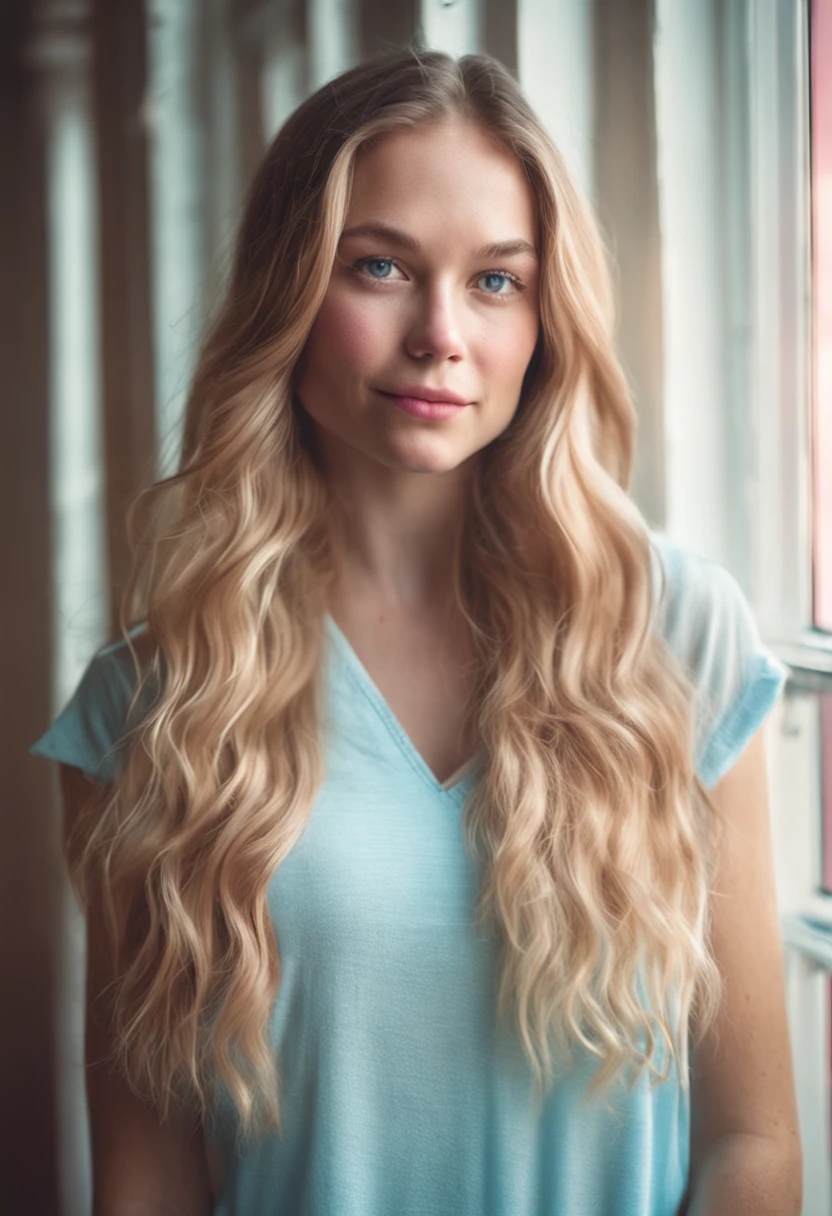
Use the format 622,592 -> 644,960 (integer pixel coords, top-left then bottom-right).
345,117 -> 536,242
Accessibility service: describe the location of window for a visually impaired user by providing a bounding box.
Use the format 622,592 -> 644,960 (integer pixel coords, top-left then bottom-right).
814,0 -> 832,632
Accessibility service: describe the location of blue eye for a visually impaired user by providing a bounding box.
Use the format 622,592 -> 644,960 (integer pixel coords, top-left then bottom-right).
352,257 -> 523,297
479,272 -> 514,294
363,258 -> 395,278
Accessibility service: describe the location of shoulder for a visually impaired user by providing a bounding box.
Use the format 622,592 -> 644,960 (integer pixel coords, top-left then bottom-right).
648,528 -> 768,670
85,623 -> 155,694
648,529 -> 739,631
29,623 -> 156,784
646,529 -> 789,789
70,626 -> 153,727
96,622 -> 153,667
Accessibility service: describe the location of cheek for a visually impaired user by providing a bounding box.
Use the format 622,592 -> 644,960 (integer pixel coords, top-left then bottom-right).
478,317 -> 539,390
306,293 -> 387,375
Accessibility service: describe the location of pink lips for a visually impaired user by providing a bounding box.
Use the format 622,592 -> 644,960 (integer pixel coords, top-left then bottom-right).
377,384 -> 471,421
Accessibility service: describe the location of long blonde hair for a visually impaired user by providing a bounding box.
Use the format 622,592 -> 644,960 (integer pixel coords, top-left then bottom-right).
68,48 -> 723,1138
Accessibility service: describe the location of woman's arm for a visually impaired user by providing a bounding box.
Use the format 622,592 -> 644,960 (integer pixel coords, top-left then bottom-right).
60,763 -> 216,1216
680,726 -> 802,1216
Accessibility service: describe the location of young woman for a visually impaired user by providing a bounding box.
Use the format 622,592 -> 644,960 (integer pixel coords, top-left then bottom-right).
31,49 -> 801,1216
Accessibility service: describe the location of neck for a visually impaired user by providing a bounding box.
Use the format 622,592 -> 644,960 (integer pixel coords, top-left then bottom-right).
325,470 -> 472,616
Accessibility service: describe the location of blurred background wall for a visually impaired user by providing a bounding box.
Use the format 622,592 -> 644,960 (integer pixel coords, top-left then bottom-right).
4,0 -> 828,1213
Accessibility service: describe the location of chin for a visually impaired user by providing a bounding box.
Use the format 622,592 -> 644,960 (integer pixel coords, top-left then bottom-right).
384,436 -> 477,474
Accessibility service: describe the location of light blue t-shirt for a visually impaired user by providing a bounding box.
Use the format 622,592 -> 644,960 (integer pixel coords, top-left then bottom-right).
29,530 -> 789,1216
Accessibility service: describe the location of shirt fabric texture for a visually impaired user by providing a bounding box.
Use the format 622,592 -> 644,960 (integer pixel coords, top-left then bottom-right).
29,529 -> 790,1216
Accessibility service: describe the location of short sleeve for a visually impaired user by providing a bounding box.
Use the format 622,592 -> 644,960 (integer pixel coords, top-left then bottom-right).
649,530 -> 790,790
28,633 -> 151,784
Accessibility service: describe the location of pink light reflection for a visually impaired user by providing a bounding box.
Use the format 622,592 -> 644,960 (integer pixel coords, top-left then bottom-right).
813,0 -> 832,628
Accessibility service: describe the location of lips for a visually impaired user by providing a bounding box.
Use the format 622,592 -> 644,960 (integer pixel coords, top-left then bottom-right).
379,384 -> 471,406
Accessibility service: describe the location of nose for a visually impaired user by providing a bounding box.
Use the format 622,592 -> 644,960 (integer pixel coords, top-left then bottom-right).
404,282 -> 466,363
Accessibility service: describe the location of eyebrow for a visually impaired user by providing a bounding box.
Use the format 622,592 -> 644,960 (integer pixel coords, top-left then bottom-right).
338,222 -> 539,261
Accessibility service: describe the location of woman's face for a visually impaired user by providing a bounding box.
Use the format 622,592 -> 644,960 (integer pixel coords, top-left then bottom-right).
294,115 -> 541,476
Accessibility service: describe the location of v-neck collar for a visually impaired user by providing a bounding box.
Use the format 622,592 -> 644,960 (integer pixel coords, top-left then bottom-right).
324,613 -> 480,804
